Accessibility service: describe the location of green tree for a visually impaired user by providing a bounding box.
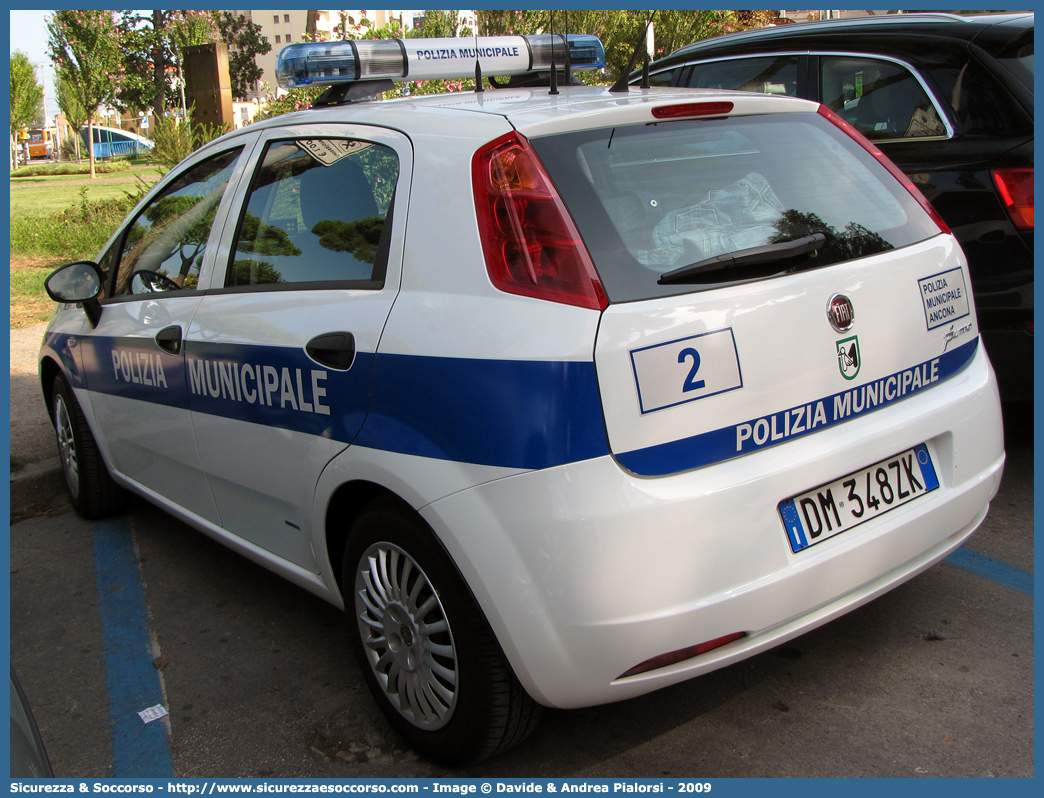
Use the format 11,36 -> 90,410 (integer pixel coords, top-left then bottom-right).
416,10 -> 471,38
10,51 -> 44,136
115,11 -> 175,121
475,9 -> 771,84
47,10 -> 124,179
55,71 -> 88,163
212,12 -> 272,101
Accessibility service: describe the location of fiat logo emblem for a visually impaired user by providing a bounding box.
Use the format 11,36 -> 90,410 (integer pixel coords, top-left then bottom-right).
828,294 -> 855,333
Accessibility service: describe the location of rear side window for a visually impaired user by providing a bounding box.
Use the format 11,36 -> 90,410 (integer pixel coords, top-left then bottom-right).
924,57 -> 1033,137
685,55 -> 800,96
227,138 -> 399,288
821,57 -> 946,141
993,28 -> 1033,91
532,112 -> 942,302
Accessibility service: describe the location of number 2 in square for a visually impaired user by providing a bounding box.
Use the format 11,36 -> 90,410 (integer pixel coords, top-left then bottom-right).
679,347 -> 706,392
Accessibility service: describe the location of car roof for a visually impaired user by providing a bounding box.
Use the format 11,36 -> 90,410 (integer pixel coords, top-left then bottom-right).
203,84 -> 819,150
650,12 -> 1033,70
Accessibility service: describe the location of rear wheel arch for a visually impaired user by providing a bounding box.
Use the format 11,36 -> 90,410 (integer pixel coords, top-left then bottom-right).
341,492 -> 541,763
325,480 -> 400,596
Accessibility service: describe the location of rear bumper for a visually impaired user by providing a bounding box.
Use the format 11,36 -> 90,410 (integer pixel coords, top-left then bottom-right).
423,342 -> 1004,708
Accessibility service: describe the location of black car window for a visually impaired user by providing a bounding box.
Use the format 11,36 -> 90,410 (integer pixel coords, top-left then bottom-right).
112,148 -> 244,297
685,55 -> 799,96
994,30 -> 1033,92
646,69 -> 677,87
821,56 -> 945,141
227,138 -> 399,289
924,57 -> 1033,138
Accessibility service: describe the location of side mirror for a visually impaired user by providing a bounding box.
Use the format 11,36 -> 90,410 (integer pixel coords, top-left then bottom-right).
45,261 -> 103,303
130,270 -> 181,294
44,261 -> 104,328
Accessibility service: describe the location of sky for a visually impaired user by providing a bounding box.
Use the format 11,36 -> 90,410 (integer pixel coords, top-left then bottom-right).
9,8 -> 60,122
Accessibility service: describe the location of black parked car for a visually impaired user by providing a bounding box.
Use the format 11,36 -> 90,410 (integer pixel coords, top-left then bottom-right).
638,12 -> 1033,400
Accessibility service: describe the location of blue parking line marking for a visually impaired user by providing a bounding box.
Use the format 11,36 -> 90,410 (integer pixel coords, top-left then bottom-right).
93,517 -> 174,777
944,547 -> 1033,597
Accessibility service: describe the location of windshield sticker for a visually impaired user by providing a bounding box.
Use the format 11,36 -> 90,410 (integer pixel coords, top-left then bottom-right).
299,139 -> 373,167
919,268 -> 970,330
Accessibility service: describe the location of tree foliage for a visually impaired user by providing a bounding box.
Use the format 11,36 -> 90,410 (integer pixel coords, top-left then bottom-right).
114,11 -> 174,118
476,9 -> 775,84
10,51 -> 44,134
168,9 -> 219,52
47,10 -> 124,178
213,12 -> 272,101
55,71 -> 88,163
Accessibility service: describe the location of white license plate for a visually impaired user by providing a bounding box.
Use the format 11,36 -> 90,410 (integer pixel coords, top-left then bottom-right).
778,444 -> 939,553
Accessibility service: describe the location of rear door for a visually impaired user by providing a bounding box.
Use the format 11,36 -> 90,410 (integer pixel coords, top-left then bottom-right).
531,101 -> 978,477
186,124 -> 411,570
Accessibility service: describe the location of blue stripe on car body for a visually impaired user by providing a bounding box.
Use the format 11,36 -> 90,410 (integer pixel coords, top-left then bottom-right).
46,335 -> 979,476
617,339 -> 979,477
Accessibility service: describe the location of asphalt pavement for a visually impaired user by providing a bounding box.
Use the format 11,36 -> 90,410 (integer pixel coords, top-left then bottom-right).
9,321 -> 68,520
8,322 -> 1034,777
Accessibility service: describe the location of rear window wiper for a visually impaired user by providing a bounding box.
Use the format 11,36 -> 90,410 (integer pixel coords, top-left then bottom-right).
658,233 -> 827,285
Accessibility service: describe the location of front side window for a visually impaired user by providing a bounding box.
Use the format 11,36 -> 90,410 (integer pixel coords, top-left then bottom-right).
821,56 -> 945,141
113,148 -> 243,297
686,55 -> 800,96
227,138 -> 399,288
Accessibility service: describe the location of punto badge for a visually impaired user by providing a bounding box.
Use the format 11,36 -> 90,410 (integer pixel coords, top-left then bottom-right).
828,294 -> 855,333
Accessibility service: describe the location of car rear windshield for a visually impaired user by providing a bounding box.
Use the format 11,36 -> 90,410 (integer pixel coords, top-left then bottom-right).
531,112 -> 942,302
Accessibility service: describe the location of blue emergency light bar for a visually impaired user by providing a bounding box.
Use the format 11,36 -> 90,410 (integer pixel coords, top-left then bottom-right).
276,34 -> 606,88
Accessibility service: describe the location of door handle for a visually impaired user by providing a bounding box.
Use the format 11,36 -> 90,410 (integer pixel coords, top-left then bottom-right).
156,326 -> 182,355
306,332 -> 356,371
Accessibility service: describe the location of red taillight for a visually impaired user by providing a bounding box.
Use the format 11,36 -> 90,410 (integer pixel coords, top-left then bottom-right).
817,104 -> 952,235
991,168 -> 1034,231
472,132 -> 608,311
652,101 -> 734,120
617,632 -> 747,679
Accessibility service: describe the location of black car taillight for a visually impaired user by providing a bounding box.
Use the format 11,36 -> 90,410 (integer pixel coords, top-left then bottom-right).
991,168 -> 1034,231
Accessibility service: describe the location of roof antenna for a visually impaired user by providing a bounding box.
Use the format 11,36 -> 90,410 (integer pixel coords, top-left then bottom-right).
549,11 -> 559,95
474,21 -> 483,92
610,13 -> 657,93
564,11 -> 572,86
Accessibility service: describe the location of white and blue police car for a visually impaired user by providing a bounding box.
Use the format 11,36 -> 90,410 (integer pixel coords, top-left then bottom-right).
39,34 -> 1005,764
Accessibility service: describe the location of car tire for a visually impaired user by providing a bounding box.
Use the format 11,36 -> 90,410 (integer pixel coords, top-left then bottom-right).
344,496 -> 542,765
51,374 -> 124,519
